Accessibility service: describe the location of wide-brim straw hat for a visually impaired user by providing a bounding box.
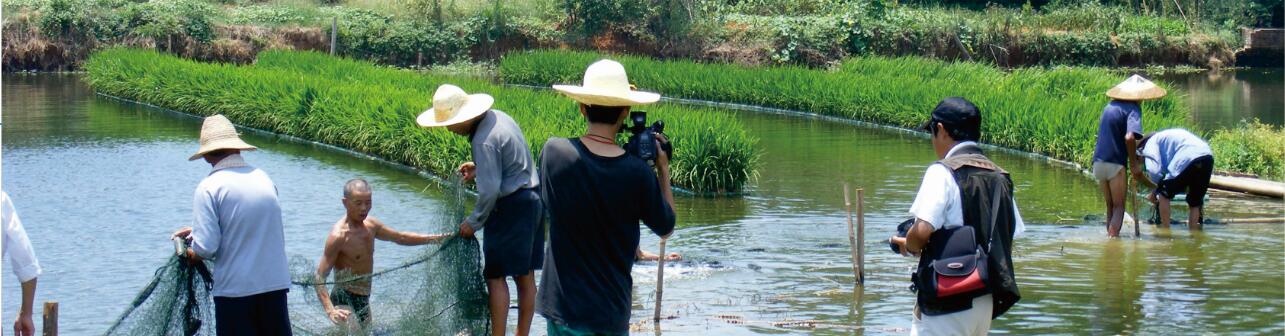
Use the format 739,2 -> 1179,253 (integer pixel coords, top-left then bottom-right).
552,59 -> 660,107
189,114 -> 257,161
416,84 -> 494,128
1106,74 -> 1167,101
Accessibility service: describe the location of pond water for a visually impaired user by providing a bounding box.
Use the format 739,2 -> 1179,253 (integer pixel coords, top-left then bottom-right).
3,74 -> 1282,335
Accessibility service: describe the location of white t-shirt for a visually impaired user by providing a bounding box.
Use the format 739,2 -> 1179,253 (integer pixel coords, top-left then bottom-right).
2,191 -> 42,283
908,142 -> 1025,238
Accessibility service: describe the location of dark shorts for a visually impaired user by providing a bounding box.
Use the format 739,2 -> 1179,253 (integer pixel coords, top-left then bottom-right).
330,289 -> 370,324
547,319 -> 624,336
482,188 -> 545,279
1157,155 -> 1214,207
213,289 -> 292,336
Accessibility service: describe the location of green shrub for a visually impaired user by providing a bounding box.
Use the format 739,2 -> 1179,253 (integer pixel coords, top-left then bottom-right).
84,48 -> 758,193
122,0 -> 218,43
225,4 -> 317,26
1209,120 -> 1285,181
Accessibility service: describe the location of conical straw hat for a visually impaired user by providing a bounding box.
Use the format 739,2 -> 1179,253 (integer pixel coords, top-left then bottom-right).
1106,75 -> 1167,101
416,84 -> 494,127
189,114 -> 257,161
552,59 -> 659,106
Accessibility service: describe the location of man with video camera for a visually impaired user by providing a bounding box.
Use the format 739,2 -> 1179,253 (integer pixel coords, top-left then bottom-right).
537,59 -> 676,336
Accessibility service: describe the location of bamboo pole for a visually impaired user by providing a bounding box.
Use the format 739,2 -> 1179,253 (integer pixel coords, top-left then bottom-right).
1131,172 -> 1140,238
858,186 -> 868,283
1210,175 -> 1285,198
856,188 -> 865,285
1217,217 -> 1285,224
330,17 -> 338,56
843,184 -> 861,286
42,301 -> 57,336
653,238 -> 667,322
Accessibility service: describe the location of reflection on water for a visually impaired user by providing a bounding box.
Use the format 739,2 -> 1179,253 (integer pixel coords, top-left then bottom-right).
1158,68 -> 1285,130
2,74 -> 1282,335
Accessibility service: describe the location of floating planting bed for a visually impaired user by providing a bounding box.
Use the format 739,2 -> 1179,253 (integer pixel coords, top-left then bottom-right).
499,50 -> 1195,169
85,49 -> 758,193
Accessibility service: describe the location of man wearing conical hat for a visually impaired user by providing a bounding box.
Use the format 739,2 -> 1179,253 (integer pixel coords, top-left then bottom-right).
538,59 -> 675,336
171,114 -> 293,335
1092,75 -> 1166,237
417,84 -> 542,336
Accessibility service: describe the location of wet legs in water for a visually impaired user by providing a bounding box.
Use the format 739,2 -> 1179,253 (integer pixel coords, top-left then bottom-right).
1153,195 -> 1203,231
1100,170 -> 1127,237
486,271 -> 536,336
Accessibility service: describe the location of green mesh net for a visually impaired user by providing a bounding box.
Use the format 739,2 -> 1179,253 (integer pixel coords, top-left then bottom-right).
106,176 -> 490,335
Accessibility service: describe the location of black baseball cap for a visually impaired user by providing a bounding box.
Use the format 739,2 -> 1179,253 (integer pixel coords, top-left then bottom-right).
917,97 -> 981,138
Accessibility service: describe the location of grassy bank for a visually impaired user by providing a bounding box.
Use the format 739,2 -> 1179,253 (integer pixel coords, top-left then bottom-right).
4,0 -> 1264,71
85,48 -> 757,193
711,1 -> 1243,67
502,49 -> 1199,166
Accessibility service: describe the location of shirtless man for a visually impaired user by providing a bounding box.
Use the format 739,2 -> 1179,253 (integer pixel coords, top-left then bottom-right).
314,179 -> 450,327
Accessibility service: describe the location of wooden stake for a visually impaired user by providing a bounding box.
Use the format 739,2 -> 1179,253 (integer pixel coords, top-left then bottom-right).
653,238 -> 667,322
42,301 -> 57,336
856,188 -> 865,285
843,184 -> 861,286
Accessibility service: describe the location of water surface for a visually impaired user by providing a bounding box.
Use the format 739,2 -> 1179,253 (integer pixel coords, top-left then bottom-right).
3,74 -> 1281,335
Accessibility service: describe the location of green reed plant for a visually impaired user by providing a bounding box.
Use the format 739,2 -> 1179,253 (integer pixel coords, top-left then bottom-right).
85,48 -> 758,193
1209,120 -> 1284,181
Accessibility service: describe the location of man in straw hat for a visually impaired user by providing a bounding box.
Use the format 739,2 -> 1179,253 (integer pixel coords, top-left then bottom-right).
171,114 -> 293,335
1093,74 -> 1166,237
417,84 -> 543,336
538,59 -> 675,336
891,97 -> 1024,335
1134,129 -> 1214,230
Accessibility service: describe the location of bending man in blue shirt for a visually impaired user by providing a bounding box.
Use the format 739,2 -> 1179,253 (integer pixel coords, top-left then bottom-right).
1134,129 -> 1214,231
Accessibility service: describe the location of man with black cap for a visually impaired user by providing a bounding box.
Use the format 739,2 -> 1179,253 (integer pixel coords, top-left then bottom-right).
890,97 -> 1024,335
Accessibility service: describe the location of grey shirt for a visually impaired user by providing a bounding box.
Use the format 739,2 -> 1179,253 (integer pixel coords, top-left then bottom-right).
466,110 -> 539,230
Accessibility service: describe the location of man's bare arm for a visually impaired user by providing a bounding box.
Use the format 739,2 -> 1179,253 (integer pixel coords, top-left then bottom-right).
1127,133 -> 1145,180
315,233 -> 349,324
371,217 -> 450,246
904,219 -> 935,256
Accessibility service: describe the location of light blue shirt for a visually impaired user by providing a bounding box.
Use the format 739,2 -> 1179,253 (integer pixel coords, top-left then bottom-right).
1139,129 -> 1213,184
190,154 -> 291,297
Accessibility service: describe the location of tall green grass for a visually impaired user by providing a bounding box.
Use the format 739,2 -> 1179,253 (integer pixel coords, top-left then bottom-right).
500,49 -> 1193,167
84,48 -> 758,193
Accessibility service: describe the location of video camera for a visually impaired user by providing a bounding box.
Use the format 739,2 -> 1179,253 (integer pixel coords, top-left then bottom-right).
622,111 -> 672,162
889,218 -> 915,254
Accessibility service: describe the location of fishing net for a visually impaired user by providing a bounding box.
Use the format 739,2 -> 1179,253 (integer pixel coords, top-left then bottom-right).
106,176 -> 490,336
104,256 -> 216,336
